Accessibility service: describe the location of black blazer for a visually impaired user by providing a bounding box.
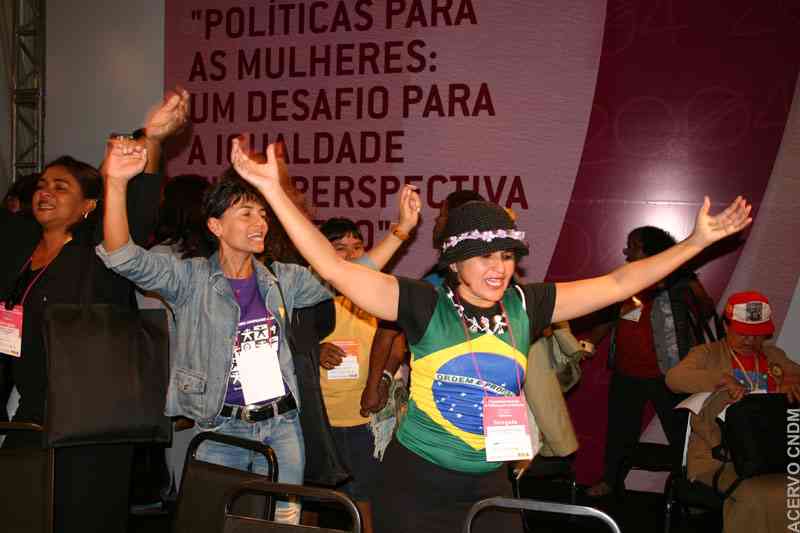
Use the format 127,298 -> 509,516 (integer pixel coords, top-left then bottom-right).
0,173 -> 161,425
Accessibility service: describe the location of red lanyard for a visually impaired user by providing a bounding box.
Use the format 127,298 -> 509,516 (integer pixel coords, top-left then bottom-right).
16,257 -> 54,307
454,292 -> 522,398
15,238 -> 69,307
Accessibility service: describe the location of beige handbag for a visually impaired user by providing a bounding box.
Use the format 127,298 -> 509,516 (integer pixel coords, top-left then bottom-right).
547,323 -> 586,392
523,329 -> 579,457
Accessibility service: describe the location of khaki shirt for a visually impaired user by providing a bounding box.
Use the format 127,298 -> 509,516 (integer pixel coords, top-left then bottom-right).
665,340 -> 799,479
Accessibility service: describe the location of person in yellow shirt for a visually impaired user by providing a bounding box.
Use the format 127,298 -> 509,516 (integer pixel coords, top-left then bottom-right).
318,216 -> 414,533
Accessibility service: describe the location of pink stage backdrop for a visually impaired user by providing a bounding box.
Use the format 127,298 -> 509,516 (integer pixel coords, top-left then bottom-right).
165,0 -> 800,484
546,0 -> 800,484
164,0 -> 607,280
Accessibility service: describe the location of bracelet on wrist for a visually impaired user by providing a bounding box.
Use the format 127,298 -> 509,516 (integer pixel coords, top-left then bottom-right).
391,225 -> 410,241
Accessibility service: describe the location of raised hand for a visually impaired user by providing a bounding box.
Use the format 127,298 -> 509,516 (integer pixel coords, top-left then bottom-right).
101,137 -> 147,184
144,87 -> 190,141
230,138 -> 288,193
690,196 -> 752,248
396,184 -> 422,234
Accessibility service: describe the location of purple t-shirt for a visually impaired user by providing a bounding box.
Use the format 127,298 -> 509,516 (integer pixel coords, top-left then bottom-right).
224,273 -> 283,406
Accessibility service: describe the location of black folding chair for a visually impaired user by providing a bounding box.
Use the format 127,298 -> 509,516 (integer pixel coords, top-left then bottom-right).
464,497 -> 621,533
662,408 -> 722,532
616,440 -> 676,498
511,455 -> 577,504
0,421 -> 53,533
510,455 -> 578,532
173,432 -> 279,533
222,481 -> 362,533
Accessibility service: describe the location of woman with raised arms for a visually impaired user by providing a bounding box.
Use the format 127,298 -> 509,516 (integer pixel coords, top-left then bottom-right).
231,139 -> 751,533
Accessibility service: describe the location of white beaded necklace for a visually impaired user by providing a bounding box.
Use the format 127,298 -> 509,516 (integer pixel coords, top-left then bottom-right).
445,286 -> 508,335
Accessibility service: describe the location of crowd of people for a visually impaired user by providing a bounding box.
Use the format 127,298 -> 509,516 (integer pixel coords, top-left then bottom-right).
1,87 -> 795,533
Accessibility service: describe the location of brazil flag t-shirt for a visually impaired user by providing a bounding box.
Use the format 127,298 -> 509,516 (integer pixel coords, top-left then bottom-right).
395,279 -> 555,474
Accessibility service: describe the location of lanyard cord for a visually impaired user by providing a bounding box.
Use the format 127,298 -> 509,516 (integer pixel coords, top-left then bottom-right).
9,237 -> 72,309
453,291 -> 522,398
16,257 -> 55,307
726,342 -> 761,391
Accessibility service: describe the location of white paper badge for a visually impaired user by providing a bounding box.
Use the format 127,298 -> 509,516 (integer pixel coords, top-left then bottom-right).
327,340 -> 360,380
237,342 -> 286,405
621,296 -> 643,322
0,304 -> 23,358
483,396 -> 533,462
621,305 -> 642,322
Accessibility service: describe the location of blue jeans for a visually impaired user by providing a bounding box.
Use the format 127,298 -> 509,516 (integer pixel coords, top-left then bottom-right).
195,409 -> 305,524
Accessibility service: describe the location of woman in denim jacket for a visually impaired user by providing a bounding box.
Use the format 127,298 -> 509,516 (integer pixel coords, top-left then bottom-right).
97,140 -> 421,524
97,142 -> 332,524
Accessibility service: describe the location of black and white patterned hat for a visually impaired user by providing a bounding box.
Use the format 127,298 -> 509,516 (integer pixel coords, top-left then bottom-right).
436,201 -> 528,267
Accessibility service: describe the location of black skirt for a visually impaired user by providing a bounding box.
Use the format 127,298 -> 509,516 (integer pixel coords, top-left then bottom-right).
372,439 -> 522,533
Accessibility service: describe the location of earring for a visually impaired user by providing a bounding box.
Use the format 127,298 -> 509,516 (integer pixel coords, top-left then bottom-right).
83,211 -> 89,219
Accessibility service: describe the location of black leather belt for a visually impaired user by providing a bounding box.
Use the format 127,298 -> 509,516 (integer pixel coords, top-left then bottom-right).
220,394 -> 296,423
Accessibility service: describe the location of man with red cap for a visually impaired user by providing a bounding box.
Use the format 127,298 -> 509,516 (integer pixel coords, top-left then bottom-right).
667,290 -> 799,533
668,291 -> 799,400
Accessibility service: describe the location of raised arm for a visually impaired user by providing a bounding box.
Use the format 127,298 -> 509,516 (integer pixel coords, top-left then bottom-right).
232,139 -> 408,321
141,87 -> 190,174
551,197 -> 751,323
365,185 -> 420,269
99,88 -> 190,245
102,139 -> 148,252
98,139 -> 197,306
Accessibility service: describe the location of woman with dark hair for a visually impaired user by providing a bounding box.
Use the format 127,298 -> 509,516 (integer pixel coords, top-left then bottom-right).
586,225 -> 716,498
317,213 -> 418,533
230,139 -> 751,533
0,89 -> 189,533
424,189 -> 486,284
152,174 -> 213,259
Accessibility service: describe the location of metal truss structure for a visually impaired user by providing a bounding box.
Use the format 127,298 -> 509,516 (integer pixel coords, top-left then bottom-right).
11,0 -> 44,179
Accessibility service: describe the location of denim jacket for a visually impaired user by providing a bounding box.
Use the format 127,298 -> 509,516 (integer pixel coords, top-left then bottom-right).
96,239 -> 332,424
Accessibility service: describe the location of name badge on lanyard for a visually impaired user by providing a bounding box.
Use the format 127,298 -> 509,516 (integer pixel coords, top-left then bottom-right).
451,292 -> 534,462
1,246 -> 66,360
0,304 -> 23,358
238,341 -> 286,405
621,296 -> 643,322
483,395 -> 533,462
326,339 -> 360,380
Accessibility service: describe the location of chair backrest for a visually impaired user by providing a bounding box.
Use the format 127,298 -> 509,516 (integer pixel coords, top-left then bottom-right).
222,481 -> 362,533
0,422 -> 53,533
173,432 -> 278,533
678,408 -> 693,469
463,497 -> 621,533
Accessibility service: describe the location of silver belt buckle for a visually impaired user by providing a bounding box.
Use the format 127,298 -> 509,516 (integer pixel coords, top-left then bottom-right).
241,404 -> 257,423
241,401 -> 280,423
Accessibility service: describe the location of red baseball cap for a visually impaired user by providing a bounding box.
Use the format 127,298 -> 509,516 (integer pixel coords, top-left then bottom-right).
724,291 -> 775,336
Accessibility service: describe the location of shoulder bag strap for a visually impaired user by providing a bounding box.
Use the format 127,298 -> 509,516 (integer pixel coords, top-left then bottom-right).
264,262 -> 295,353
